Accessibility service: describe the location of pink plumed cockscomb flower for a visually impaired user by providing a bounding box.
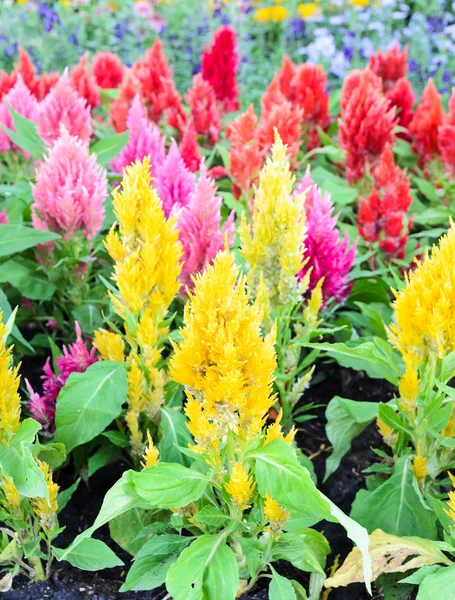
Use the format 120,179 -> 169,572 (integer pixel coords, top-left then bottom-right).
31,128 -> 107,240
177,160 -> 234,294
155,140 -> 195,217
111,94 -> 165,177
26,322 -> 98,435
296,167 -> 357,306
0,75 -> 39,153
37,71 -> 92,145
0,209 -> 8,224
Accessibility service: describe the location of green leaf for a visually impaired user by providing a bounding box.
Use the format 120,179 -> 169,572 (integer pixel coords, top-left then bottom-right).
102,430 -> 129,448
0,225 -> 60,257
88,443 -> 122,477
72,304 -> 103,335
57,478 -> 80,514
120,534 -> 190,591
378,403 -> 413,436
399,565 -> 443,585
109,508 -> 149,556
91,132 -> 129,167
158,407 -> 193,466
325,397 -> 379,481
166,534 -> 239,600
0,419 -> 47,499
269,566 -> 297,600
0,259 -> 56,300
413,177 -> 439,203
0,290 -> 33,351
132,463 -> 208,509
54,538 -> 123,571
35,441 -> 67,470
194,505 -> 230,528
416,564 -> 455,599
351,457 -> 437,539
54,361 -> 127,452
2,105 -> 45,159
272,529 -> 329,574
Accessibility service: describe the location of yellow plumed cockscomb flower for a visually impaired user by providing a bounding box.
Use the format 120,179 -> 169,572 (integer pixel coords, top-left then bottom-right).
169,251 -> 277,449
0,311 -> 21,444
2,477 -> 20,510
93,330 -> 125,362
377,416 -> 396,447
240,130 -> 306,309
413,447 -> 428,486
264,492 -> 290,530
265,409 -> 295,445
388,222 -> 455,364
32,460 -> 59,531
303,278 -> 324,329
141,430 -> 159,468
254,5 -> 288,23
297,3 -> 320,19
398,358 -> 420,414
225,462 -> 256,510
444,472 -> 455,524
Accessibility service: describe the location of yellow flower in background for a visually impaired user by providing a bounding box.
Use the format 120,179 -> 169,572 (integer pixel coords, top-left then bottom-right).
170,251 -> 277,449
444,472 -> 455,524
254,5 -> 288,23
141,430 -> 159,468
297,3 -> 320,19
240,131 -> 306,310
349,0 -> 369,6
264,492 -> 290,530
32,460 -> 59,531
225,462 -> 256,509
0,311 -> 21,445
389,221 -> 455,365
60,0 -> 71,7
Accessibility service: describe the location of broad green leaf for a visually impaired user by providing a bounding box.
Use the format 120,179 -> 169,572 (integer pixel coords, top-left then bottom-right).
416,564 -> 455,599
57,478 -> 80,514
0,224 -> 60,257
2,106 -> 45,158
91,132 -> 129,167
325,397 -> 379,481
109,508 -> 148,556
0,419 -> 47,499
158,406 -> 192,466
325,529 -> 451,588
194,505 -> 230,528
0,259 -> 56,300
399,565 -> 443,585
269,566 -> 297,600
102,430 -> 130,448
72,304 -> 103,334
351,457 -> 437,539
54,361 -> 127,452
54,538 -> 123,571
166,534 -> 239,600
272,529 -> 329,574
35,441 -> 67,470
88,443 -> 122,477
132,463 -> 208,509
121,543 -> 179,591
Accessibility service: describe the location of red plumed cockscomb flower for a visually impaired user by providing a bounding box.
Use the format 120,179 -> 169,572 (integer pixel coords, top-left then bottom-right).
180,118 -> 202,173
133,39 -> 184,128
369,42 -> 408,91
385,77 -> 415,131
201,25 -> 240,114
14,48 -> 36,92
339,77 -> 396,182
0,72 -> 15,99
185,73 -> 221,143
261,75 -> 287,113
70,54 -> 100,109
276,55 -> 296,99
358,145 -> 412,258
256,100 -> 303,160
438,88 -> 455,175
110,69 -> 142,133
409,79 -> 443,163
92,51 -> 124,89
340,68 -> 382,113
226,104 -> 264,196
33,73 -> 59,101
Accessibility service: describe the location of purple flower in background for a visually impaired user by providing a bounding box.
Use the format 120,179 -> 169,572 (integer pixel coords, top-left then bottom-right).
427,17 -> 444,33
287,18 -> 306,41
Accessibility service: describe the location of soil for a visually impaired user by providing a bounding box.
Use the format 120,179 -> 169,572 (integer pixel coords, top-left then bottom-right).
4,364 -> 396,600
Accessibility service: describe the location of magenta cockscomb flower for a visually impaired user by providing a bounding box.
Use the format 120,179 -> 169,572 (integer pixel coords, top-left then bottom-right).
31,128 -> 107,241
0,75 -> 39,153
0,209 -> 8,224
296,168 -> 357,306
111,94 -> 165,177
155,139 -> 195,217
26,322 -> 98,435
177,161 -> 234,294
37,71 -> 92,145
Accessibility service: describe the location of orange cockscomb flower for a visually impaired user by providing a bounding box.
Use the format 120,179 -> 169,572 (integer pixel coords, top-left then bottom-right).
256,101 -> 303,160
409,79 -> 443,163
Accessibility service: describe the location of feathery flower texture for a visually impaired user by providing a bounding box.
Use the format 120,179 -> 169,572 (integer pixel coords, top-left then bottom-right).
0,75 -> 39,153
92,51 -> 124,89
0,311 -> 21,445
155,140 -> 195,217
31,129 -> 107,240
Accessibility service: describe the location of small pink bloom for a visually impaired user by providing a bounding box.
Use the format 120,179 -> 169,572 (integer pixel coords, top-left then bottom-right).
0,209 -> 8,224
0,75 -> 39,154
155,140 -> 195,217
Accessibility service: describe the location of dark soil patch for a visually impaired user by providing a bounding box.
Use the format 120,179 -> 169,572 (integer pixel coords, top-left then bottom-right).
4,364 -> 396,599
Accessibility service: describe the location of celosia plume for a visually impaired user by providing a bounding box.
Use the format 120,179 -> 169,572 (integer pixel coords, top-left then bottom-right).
385,77 -> 415,131
70,54 -> 100,109
154,140 -> 195,217
177,161 -> 234,293
110,69 -> 141,133
111,94 -> 165,178
0,75 -> 39,153
240,130 -> 306,308
295,168 -> 356,305
256,100 -> 303,160
340,68 -> 382,112
409,79 -> 443,162
0,209 -> 8,224
33,72 -> 59,101
179,117 -> 202,173
201,25 -> 240,114
14,48 -> 36,92
31,129 -> 107,240
339,72 -> 396,181
38,71 -> 92,144
92,51 -> 124,89
0,311 -> 21,445
369,42 -> 408,90
438,88 -> 455,175
169,251 -> 277,449
358,144 -> 412,258
185,73 -> 221,143
26,322 -> 98,435
0,71 -> 15,99
388,220 -> 455,364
